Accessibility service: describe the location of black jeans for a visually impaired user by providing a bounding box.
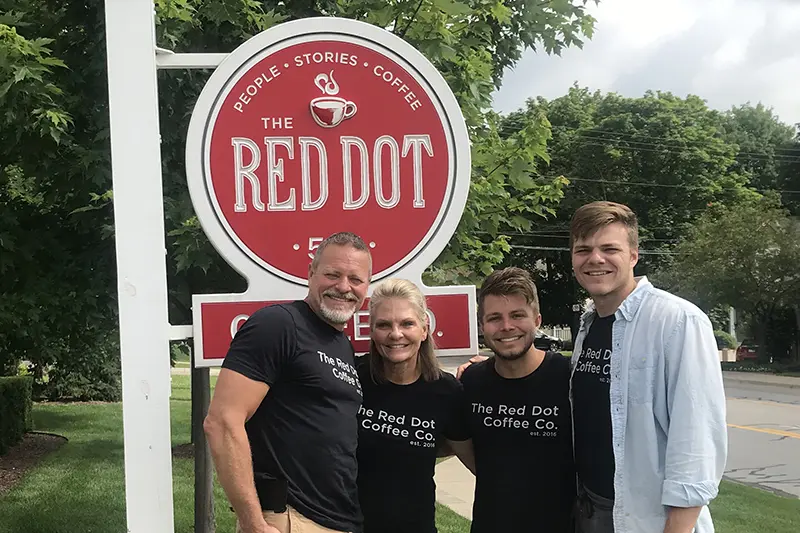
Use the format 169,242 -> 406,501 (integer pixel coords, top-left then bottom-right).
574,483 -> 614,533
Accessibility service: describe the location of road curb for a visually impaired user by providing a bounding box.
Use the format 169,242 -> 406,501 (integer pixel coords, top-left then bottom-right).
722,476 -> 800,500
723,376 -> 800,390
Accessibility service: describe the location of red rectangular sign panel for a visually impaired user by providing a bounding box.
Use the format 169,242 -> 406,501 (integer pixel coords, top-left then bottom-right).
194,291 -> 476,367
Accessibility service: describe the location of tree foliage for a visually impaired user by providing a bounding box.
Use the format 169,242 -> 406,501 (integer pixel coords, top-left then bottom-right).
660,194 -> 800,361
498,87 -> 798,326
720,103 -> 800,215
0,1 -> 597,394
1,5 -> 121,398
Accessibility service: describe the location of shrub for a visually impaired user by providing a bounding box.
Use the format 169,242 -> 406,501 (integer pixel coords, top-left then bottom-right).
43,333 -> 121,402
714,330 -> 737,350
0,376 -> 33,455
0,351 -> 21,377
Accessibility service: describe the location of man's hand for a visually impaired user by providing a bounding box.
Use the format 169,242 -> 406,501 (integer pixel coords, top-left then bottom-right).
456,355 -> 488,379
239,516 -> 281,533
262,523 -> 282,533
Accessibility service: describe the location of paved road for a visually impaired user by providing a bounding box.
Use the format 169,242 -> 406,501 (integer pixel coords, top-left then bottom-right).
723,376 -> 800,498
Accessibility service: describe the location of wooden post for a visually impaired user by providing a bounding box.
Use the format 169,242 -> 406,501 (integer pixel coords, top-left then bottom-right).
191,341 -> 215,533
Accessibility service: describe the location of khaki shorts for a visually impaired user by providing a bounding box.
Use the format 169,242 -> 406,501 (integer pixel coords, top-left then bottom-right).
235,505 -> 349,533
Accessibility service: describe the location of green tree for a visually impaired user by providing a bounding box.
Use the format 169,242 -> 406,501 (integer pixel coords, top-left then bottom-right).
497,86 -> 759,327
662,194 -> 800,362
1,10 -> 120,396
0,1 -> 597,392
722,103 -> 800,215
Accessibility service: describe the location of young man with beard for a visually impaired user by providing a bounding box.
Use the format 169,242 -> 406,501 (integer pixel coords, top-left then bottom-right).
458,203 -> 727,533
569,202 -> 726,533
204,232 -> 371,533
459,267 -> 575,532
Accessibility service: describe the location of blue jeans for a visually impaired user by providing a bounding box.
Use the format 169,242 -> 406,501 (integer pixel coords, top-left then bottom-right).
574,483 -> 614,533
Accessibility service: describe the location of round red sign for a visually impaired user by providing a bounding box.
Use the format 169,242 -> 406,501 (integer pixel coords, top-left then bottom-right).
188,19 -> 469,284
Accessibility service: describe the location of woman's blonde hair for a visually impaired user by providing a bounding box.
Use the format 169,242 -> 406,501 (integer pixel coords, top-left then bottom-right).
367,278 -> 442,383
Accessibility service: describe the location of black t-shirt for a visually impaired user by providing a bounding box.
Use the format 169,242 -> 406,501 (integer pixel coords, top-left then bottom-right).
355,358 -> 469,533
461,352 -> 575,533
222,300 -> 363,532
571,314 -> 615,499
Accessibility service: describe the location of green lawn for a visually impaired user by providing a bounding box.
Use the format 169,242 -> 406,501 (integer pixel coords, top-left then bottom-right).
1,375 -> 798,533
710,480 -> 800,533
0,376 -> 470,533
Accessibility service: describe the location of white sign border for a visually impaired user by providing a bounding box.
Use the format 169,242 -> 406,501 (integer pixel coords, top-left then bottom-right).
186,17 -> 471,291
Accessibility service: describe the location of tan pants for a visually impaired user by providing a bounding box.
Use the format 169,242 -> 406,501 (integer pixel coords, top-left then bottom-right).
235,505 -> 349,533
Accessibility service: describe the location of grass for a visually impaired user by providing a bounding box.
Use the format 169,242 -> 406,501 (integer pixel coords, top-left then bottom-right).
711,481 -> 800,532
721,361 -> 800,377
1,375 -> 798,533
0,375 -> 234,533
435,503 -> 471,532
0,375 -> 471,533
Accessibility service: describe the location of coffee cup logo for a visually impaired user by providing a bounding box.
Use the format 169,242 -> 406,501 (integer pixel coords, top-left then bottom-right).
310,70 -> 357,128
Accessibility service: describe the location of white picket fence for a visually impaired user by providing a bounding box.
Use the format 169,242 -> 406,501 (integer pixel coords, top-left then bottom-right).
541,325 -> 572,342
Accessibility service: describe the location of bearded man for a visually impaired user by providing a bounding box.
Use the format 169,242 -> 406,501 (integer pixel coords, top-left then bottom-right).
205,232 -> 372,533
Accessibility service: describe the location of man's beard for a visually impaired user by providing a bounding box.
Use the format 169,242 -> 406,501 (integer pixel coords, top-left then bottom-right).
318,290 -> 358,325
488,336 -> 534,362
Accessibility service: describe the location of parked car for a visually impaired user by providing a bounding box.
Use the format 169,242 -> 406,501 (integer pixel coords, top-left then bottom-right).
736,339 -> 758,361
477,330 -> 564,352
535,331 -> 564,352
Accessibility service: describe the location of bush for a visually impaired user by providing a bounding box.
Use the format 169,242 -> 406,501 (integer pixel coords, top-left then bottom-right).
1,350 -> 21,377
714,330 -> 737,350
43,334 -> 122,402
0,376 -> 33,455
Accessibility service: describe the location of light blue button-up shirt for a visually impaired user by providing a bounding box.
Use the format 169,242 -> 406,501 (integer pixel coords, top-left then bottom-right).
570,277 -> 728,532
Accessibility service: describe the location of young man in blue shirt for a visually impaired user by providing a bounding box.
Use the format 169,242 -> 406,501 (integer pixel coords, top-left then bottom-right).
569,201 -> 727,533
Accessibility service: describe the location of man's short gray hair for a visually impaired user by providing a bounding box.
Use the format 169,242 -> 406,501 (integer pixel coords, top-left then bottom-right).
310,232 -> 372,275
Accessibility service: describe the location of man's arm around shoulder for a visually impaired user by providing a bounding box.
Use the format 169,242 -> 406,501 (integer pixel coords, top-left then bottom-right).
661,312 -> 728,533
204,369 -> 276,533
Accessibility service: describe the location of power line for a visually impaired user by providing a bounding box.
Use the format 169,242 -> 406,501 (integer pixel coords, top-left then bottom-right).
559,175 -> 800,195
572,138 -> 800,165
552,126 -> 800,156
500,118 -> 800,157
573,134 -> 800,164
478,230 -> 679,242
510,244 -> 678,256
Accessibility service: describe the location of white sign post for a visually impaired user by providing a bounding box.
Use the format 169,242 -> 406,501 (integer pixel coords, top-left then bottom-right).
104,1 -> 175,531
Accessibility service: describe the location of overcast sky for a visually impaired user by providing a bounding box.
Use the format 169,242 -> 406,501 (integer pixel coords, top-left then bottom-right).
492,0 -> 800,126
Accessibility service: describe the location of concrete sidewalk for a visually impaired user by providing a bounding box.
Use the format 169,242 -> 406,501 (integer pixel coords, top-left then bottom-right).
434,356 -> 479,521
435,457 -> 475,520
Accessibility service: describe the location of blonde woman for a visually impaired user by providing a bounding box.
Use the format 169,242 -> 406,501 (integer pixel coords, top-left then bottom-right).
355,278 -> 474,533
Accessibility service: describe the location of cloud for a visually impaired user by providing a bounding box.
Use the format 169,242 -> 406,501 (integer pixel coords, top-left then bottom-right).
492,0 -> 800,125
